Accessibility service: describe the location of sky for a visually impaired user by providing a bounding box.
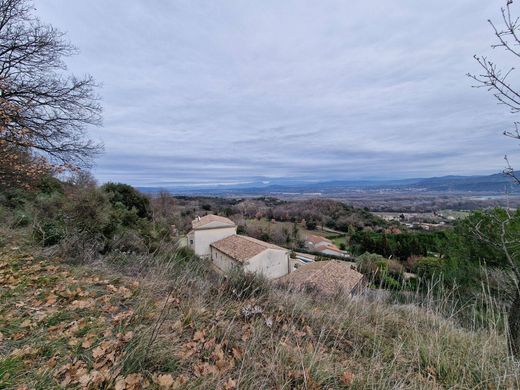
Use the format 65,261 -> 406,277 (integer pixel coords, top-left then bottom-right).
36,0 -> 520,188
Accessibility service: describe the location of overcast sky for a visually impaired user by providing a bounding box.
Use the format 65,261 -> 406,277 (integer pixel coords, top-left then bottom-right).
36,1 -> 520,187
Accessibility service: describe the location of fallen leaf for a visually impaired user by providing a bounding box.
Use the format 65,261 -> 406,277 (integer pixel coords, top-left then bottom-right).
20,319 -> 31,328
119,286 -> 132,299
156,373 -> 174,388
46,294 -> 58,305
224,378 -> 237,390
92,346 -> 105,359
81,333 -> 96,349
193,330 -> 205,342
341,371 -> 354,386
231,347 -> 242,360
114,377 -> 126,390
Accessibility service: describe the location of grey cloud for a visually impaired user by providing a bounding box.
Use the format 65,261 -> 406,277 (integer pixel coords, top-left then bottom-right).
36,0 -> 520,186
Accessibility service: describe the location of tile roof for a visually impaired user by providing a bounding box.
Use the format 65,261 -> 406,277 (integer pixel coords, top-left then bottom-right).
314,244 -> 342,252
279,260 -> 364,295
191,214 -> 235,229
210,235 -> 286,262
306,234 -> 333,245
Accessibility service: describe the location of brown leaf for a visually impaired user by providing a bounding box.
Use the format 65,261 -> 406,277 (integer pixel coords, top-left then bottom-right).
155,373 -> 174,388
20,319 -> 31,328
341,371 -> 354,386
81,333 -> 96,349
119,286 -> 132,299
224,378 -> 237,390
231,347 -> 242,360
92,346 -> 105,359
46,293 -> 57,305
193,330 -> 205,342
70,298 -> 95,310
114,377 -> 127,390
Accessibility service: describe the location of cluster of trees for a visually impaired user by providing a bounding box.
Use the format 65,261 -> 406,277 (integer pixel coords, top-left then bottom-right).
221,197 -> 389,232
1,176 -> 182,263
349,230 -> 447,261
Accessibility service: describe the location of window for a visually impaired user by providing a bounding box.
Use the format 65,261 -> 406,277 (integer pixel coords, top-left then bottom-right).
190,240 -> 193,245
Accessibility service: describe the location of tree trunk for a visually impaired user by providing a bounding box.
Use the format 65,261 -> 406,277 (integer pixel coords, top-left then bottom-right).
508,286 -> 520,358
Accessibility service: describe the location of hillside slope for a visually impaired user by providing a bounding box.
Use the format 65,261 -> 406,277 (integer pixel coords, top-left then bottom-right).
1,235 -> 518,389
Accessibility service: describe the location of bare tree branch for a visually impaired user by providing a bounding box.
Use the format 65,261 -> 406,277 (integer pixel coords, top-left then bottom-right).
0,0 -> 102,182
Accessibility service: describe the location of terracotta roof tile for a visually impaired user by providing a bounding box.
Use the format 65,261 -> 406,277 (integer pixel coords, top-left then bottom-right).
211,235 -> 286,262
279,260 -> 364,295
314,244 -> 341,252
192,214 -> 235,229
306,235 -> 333,245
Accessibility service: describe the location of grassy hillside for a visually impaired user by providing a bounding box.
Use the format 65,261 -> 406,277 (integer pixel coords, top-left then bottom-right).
1,231 -> 519,389
1,181 -> 519,389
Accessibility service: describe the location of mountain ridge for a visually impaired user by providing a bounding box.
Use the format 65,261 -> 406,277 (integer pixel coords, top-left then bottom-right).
137,173 -> 518,195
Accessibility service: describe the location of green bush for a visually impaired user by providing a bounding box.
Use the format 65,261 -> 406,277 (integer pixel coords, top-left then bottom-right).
414,257 -> 445,280
305,220 -> 317,230
356,252 -> 405,289
12,208 -> 31,227
101,182 -> 151,219
35,220 -> 66,246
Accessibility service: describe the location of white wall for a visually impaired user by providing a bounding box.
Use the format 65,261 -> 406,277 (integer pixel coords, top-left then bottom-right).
245,249 -> 290,279
193,227 -> 236,257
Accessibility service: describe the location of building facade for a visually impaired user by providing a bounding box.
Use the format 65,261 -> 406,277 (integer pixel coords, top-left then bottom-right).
210,235 -> 290,279
187,215 -> 237,258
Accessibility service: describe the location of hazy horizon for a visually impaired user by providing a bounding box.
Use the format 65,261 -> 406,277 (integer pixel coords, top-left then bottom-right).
37,1 -> 520,187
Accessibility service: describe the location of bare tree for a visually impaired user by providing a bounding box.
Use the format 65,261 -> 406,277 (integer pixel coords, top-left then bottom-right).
469,0 -> 520,357
0,0 -> 102,188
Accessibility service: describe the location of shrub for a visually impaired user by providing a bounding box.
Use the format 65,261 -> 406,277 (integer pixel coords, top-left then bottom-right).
415,257 -> 446,280
357,252 -> 405,289
357,252 -> 387,278
12,208 -> 31,227
34,220 -> 66,246
101,182 -> 151,219
305,220 -> 317,230
37,175 -> 64,195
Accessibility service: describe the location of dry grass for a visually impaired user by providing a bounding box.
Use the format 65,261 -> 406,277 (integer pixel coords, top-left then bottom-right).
1,235 -> 520,389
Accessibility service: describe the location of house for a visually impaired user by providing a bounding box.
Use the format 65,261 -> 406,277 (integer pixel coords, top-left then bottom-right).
187,215 -> 237,258
305,234 -> 334,249
313,245 -> 347,257
305,234 -> 348,257
279,260 -> 365,296
210,235 -> 290,279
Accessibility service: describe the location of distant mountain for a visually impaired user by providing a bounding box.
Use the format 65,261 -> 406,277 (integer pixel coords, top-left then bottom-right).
138,173 -> 519,195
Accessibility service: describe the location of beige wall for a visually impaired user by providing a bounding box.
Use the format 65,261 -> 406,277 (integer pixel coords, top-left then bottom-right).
192,226 -> 236,257
211,247 -> 290,280
211,247 -> 238,272
245,249 -> 290,279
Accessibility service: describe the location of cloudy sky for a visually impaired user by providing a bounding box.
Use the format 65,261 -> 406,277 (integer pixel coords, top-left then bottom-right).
36,1 -> 520,187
